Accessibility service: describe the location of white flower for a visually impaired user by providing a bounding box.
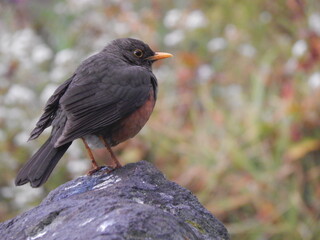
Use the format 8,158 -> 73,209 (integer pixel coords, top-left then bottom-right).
308,13 -> 320,35
164,9 -> 182,28
185,10 -> 207,29
32,44 -> 53,64
208,37 -> 227,52
164,30 -> 184,46
238,43 -> 256,57
4,84 -> 35,105
54,49 -> 75,66
197,64 -> 214,83
308,72 -> 320,89
292,40 -> 307,57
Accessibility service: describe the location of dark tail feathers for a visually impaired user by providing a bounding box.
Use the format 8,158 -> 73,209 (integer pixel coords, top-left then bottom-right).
15,137 -> 71,188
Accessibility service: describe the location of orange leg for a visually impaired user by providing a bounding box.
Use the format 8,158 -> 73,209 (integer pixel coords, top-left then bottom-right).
99,136 -> 122,169
81,138 -> 101,175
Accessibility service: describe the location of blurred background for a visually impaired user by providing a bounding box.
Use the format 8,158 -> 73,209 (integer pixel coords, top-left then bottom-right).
1,0 -> 320,239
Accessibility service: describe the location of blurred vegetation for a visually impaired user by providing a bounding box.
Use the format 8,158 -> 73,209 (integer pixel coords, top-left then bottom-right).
1,0 -> 320,239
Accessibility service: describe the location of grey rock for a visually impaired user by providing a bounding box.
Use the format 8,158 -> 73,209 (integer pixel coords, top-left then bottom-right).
1,161 -> 229,240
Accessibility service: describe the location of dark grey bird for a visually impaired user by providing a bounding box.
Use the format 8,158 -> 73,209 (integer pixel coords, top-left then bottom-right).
15,38 -> 172,187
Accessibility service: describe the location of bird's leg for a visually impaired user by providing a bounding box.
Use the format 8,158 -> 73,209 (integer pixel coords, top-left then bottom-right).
81,138 -> 102,175
99,136 -> 122,169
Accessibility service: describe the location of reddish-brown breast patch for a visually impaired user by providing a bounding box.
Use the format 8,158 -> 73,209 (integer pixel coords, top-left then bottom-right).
110,89 -> 155,145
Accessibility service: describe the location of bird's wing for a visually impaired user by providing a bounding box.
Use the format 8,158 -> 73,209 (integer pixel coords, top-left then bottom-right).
54,65 -> 156,147
29,77 -> 73,141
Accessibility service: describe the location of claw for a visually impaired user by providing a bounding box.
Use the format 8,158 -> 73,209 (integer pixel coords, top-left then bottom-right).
86,166 -> 104,175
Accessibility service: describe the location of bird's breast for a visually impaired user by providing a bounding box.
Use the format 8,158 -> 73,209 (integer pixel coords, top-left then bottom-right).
84,89 -> 156,149
108,88 -> 156,146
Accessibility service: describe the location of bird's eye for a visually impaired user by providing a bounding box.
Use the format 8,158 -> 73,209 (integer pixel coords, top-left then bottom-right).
133,49 -> 144,58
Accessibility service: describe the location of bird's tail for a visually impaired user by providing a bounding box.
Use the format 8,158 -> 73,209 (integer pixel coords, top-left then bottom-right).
15,137 -> 71,188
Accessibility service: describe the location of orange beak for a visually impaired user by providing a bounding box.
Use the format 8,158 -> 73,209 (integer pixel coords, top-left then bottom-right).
147,52 -> 173,61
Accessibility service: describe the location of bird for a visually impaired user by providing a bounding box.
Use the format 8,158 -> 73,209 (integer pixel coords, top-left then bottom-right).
15,38 -> 172,188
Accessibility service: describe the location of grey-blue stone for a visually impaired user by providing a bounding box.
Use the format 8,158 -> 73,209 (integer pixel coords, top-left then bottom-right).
1,161 -> 229,240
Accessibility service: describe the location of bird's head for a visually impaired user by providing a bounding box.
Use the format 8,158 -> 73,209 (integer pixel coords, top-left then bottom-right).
104,38 -> 172,68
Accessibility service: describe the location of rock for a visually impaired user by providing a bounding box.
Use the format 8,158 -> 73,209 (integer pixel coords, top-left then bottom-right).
1,161 -> 229,240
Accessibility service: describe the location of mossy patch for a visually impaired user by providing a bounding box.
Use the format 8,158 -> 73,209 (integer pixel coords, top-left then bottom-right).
185,220 -> 206,234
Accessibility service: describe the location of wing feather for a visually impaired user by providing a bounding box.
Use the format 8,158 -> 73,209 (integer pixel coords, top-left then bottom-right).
28,77 -> 73,140
54,66 -> 155,147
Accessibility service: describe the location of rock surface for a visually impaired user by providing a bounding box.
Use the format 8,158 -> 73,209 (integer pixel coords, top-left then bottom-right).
1,161 -> 229,240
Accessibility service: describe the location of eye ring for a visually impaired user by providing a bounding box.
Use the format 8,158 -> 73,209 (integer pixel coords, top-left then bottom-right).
133,49 -> 144,58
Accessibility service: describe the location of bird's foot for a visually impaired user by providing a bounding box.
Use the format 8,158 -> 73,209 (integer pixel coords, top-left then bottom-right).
86,166 -> 104,176
86,164 -> 122,176
105,164 -> 122,173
